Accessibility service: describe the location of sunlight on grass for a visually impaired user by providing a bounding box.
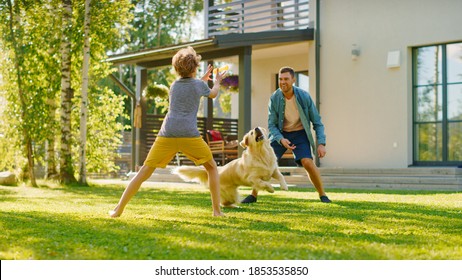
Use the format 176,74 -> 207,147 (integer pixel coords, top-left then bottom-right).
1,180 -> 461,260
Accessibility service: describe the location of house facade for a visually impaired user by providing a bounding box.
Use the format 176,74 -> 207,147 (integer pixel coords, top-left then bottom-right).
108,0 -> 462,171
316,0 -> 462,168
209,0 -> 462,169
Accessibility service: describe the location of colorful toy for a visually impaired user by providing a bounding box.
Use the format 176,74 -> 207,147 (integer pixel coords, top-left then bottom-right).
213,65 -> 229,75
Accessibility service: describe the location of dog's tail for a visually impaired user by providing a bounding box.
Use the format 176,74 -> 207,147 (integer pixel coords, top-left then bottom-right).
172,166 -> 208,186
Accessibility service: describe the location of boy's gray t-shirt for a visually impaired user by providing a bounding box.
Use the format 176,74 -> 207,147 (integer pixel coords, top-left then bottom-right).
158,77 -> 211,137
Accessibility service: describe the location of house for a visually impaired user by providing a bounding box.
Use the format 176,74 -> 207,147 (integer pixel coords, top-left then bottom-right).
108,0 -> 462,189
319,0 -> 462,169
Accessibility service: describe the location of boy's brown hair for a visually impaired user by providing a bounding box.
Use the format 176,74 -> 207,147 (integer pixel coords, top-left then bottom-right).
172,46 -> 202,78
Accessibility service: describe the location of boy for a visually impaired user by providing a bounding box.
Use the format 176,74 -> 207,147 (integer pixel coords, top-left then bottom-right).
110,46 -> 226,217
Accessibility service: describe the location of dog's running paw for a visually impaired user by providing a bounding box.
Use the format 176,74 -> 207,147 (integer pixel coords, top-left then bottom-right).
280,184 -> 289,191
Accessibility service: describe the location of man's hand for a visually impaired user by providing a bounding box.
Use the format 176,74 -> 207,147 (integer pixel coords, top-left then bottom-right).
281,138 -> 296,150
317,144 -> 326,158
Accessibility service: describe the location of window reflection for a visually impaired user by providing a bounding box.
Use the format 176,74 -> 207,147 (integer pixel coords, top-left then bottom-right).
416,86 -> 442,122
447,43 -> 462,84
448,84 -> 462,121
448,122 -> 462,161
415,46 -> 442,86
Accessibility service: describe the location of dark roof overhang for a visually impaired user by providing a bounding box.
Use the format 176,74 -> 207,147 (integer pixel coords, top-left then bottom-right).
106,28 -> 314,69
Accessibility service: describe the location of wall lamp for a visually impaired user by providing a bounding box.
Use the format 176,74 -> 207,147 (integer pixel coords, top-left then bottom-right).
351,44 -> 360,60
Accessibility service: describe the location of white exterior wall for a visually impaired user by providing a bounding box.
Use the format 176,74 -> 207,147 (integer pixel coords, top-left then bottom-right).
318,0 -> 462,168
248,0 -> 462,169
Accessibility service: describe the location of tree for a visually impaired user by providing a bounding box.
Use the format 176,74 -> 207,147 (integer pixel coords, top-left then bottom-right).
2,0 -> 40,187
71,0 -> 132,176
79,0 -> 91,185
0,0 -> 132,184
0,0 -> 64,183
59,0 -> 77,183
1,0 -> 207,184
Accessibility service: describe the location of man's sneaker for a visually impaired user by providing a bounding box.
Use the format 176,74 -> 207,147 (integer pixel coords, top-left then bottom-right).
320,195 -> 332,203
241,195 -> 257,204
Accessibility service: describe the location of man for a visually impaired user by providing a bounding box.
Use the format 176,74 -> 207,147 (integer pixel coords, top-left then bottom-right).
241,66 -> 331,204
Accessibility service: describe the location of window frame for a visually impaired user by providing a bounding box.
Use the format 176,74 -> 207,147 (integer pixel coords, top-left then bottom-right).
412,42 -> 462,166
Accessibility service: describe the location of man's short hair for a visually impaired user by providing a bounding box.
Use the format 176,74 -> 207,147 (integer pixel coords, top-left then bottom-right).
279,66 -> 295,77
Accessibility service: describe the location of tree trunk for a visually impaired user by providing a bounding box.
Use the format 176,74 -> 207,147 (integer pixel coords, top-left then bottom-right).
7,0 -> 38,187
45,91 -> 58,179
45,137 -> 58,179
79,0 -> 91,185
59,0 -> 77,184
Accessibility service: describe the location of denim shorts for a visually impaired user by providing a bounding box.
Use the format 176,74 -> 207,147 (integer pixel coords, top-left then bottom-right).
271,129 -> 312,166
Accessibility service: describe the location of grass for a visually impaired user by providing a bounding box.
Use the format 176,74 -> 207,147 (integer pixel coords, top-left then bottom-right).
0,179 -> 461,260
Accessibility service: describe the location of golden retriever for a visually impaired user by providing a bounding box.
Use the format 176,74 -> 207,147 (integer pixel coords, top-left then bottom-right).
173,127 -> 288,207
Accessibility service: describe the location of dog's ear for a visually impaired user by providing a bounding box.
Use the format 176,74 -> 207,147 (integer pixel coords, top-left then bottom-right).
240,135 -> 248,148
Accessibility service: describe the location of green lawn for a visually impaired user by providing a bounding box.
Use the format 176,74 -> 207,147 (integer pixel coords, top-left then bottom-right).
1,180 -> 461,260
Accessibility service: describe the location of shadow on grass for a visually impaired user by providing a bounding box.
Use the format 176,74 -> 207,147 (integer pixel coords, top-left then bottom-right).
0,188 -> 18,200
1,182 -> 461,260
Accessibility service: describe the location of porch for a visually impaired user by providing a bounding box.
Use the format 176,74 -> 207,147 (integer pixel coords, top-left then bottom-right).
107,0 -> 315,172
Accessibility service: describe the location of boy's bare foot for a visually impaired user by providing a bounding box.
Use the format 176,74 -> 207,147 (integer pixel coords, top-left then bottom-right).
213,211 -> 225,217
109,209 -> 122,218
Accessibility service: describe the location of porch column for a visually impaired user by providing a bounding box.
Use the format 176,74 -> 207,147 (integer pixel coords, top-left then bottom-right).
134,66 -> 147,171
206,60 -> 214,134
238,46 -> 252,151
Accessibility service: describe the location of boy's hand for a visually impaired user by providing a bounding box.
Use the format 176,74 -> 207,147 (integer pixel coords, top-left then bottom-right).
201,64 -> 213,82
215,69 -> 227,83
208,66 -> 228,98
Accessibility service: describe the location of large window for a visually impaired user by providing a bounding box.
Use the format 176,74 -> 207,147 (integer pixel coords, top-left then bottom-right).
413,42 -> 462,165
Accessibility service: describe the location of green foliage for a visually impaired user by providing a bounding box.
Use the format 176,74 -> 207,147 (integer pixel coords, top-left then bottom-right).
143,82 -> 169,114
1,182 -> 461,260
69,0 -> 133,175
0,0 -> 206,180
144,83 -> 169,99
0,0 -> 133,178
0,42 -> 22,172
113,0 -> 203,116
218,73 -> 238,117
0,1 -> 61,179
128,0 -> 203,50
218,92 -> 232,115
72,85 -> 126,174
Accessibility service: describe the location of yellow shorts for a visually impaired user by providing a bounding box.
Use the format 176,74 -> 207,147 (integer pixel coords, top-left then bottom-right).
143,136 -> 213,168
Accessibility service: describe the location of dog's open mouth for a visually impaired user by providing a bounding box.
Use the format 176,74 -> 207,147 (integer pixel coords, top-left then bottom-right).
255,127 -> 264,142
